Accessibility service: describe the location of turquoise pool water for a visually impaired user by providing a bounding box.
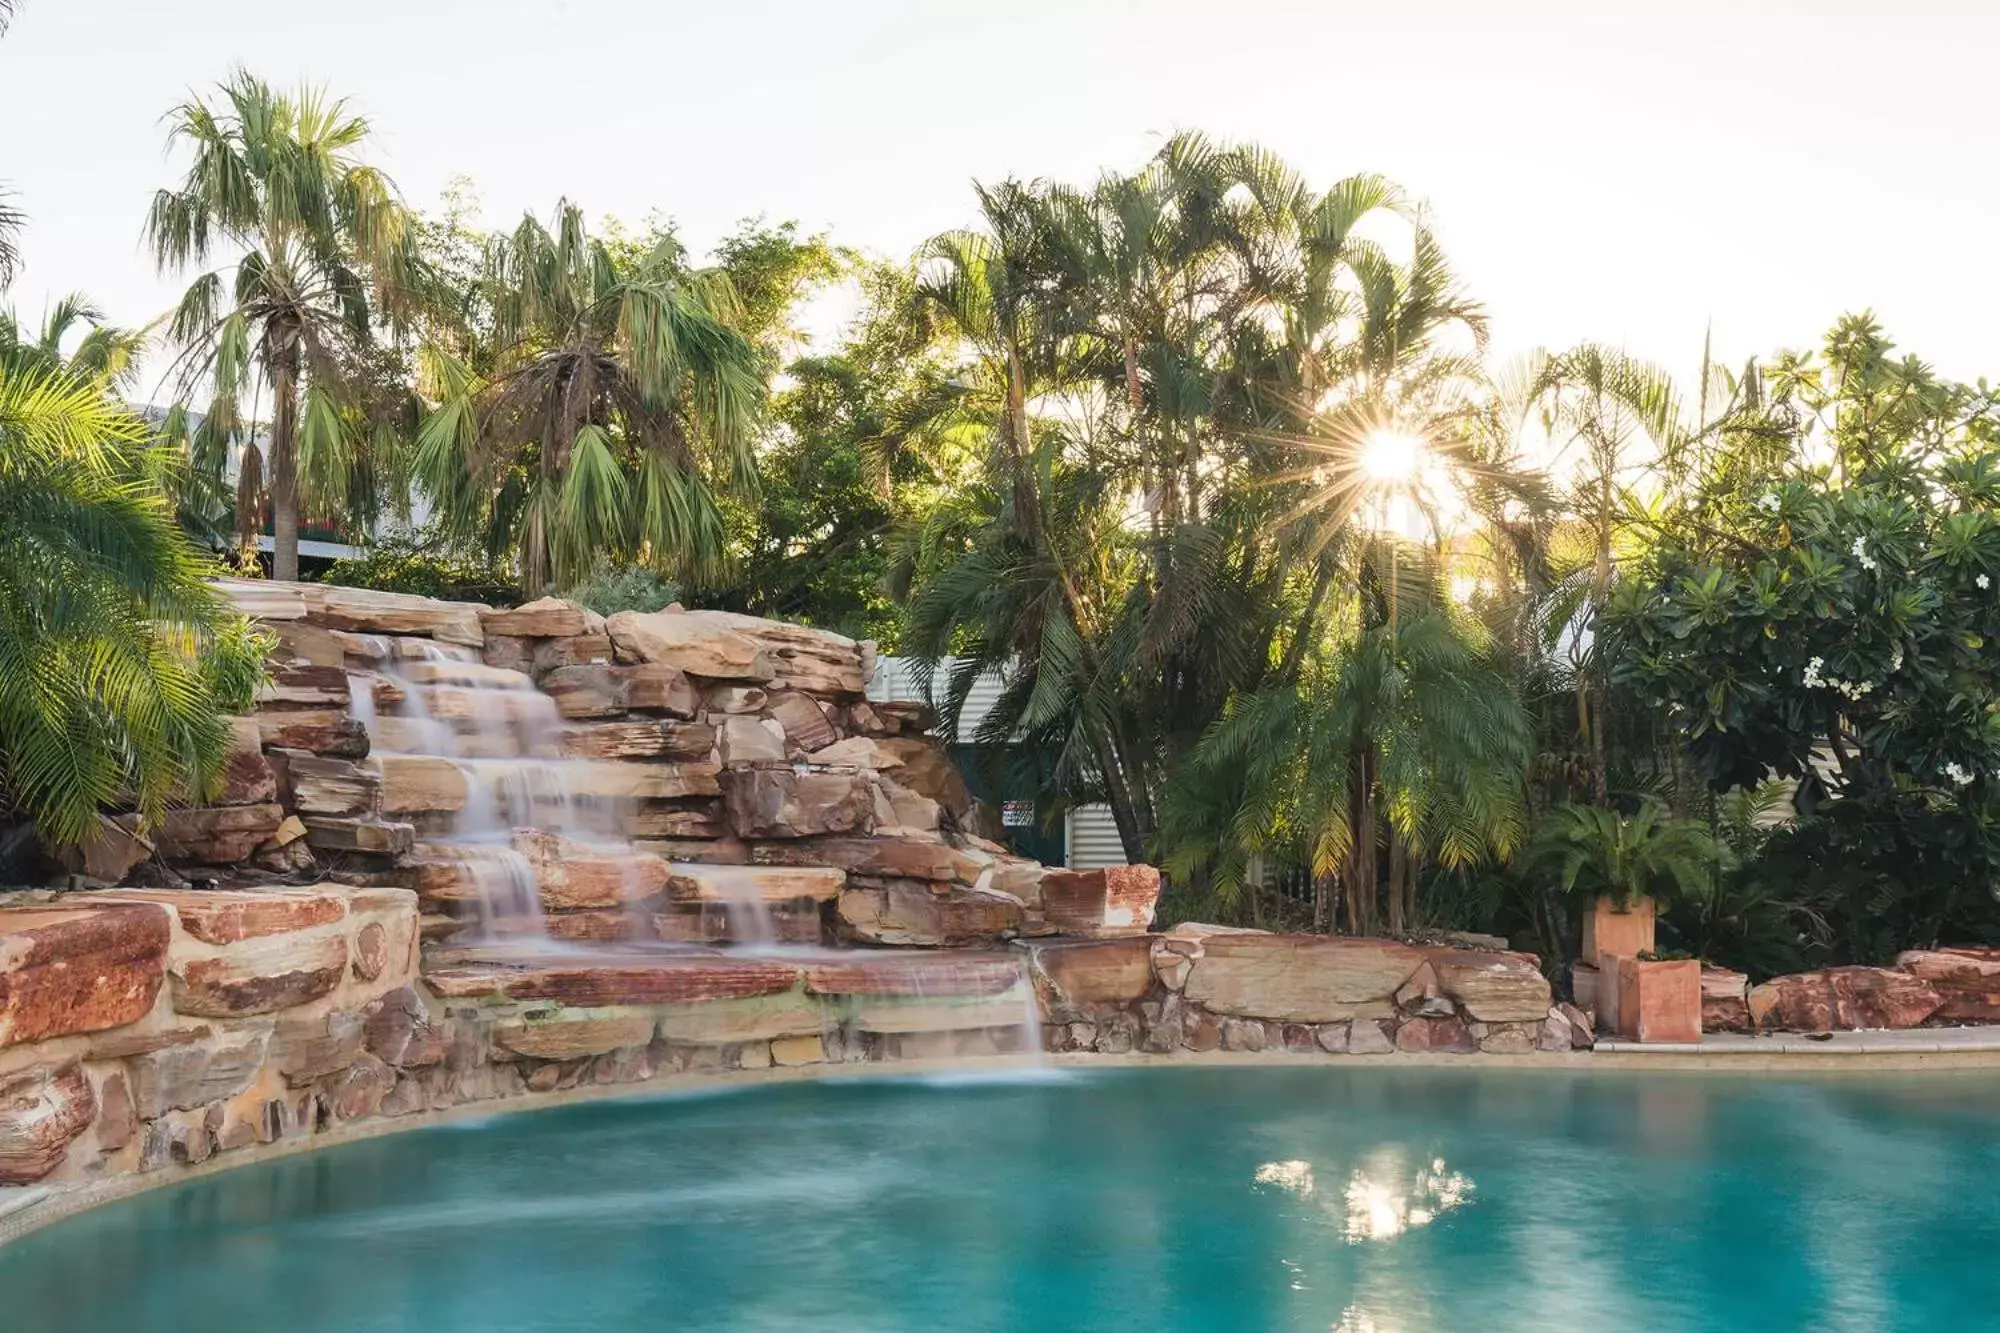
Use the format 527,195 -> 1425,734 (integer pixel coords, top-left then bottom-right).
6,1066 -> 1999,1331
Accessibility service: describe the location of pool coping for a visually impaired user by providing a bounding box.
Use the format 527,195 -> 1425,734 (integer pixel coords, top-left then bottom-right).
8,1042 -> 2000,1248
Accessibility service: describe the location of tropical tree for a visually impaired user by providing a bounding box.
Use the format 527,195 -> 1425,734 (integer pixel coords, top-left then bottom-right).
0,295 -> 147,387
0,364 -> 267,846
1161,607 -> 1532,933
147,70 -> 417,580
415,202 -> 764,593
1530,800 -> 1721,911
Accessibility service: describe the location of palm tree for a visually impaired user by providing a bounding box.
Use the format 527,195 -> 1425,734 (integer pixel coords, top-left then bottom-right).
415,202 -> 763,593
1530,800 -> 1720,911
0,294 -> 147,387
0,364 -> 265,845
1161,609 -> 1532,933
147,70 -> 416,580
0,0 -> 22,289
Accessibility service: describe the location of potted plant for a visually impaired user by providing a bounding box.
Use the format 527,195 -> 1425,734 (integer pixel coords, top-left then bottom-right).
1532,801 -> 1722,1038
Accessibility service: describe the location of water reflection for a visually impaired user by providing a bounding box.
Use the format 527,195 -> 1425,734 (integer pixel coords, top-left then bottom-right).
1255,1152 -> 1474,1243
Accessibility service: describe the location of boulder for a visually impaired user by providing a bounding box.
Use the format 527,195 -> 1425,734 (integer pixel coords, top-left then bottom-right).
496,1012 -> 657,1060
751,835 -> 981,883
278,753 -> 381,817
481,596 -> 595,639
1347,1018 -> 1397,1054
1394,1015 -> 1477,1053
664,863 -> 846,904
0,1062 -> 96,1184
1748,967 -> 1944,1033
53,814 -> 154,886
214,716 -> 279,805
1039,865 -> 1160,939
153,803 -> 285,864
425,956 -> 803,1007
256,664 -> 353,708
557,721 -> 716,762
1030,937 -> 1155,1009
718,715 -> 788,766
765,692 -> 838,752
511,829 -> 672,911
170,931 -> 349,1017
254,709 -> 369,758
542,663 -> 699,719
677,610 -> 863,696
873,738 -> 973,816
301,817 -> 415,856
1700,966 -> 1753,1033
1895,947 -> 2000,1022
808,737 -> 905,769
270,1011 -> 367,1084
0,904 -> 170,1047
126,887 -> 348,946
1183,934 -> 1424,1023
1423,948 -> 1553,1022
604,610 -> 773,682
315,586 -> 486,646
722,767 -> 875,839
126,1032 -> 268,1116
836,878 -> 1025,947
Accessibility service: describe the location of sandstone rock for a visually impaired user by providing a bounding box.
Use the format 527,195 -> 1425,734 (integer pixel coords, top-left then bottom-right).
268,618 -> 348,667
1181,1006 -> 1222,1051
676,610 -> 863,696
481,596 -> 594,639
363,987 -> 447,1069
808,737 -> 905,769
1395,962 -> 1440,1009
705,685 -> 770,714
653,990 -> 827,1044
272,752 -> 380,817
0,1063 -> 95,1184
154,803 -> 285,864
1182,934 -> 1423,1023
213,716 -> 279,805
1314,1022 -> 1351,1053
558,720 -> 716,762
605,610 -> 773,682
1424,948 -> 1554,1022
1040,865 -> 1160,938
723,767 -> 875,839
497,1011 -> 657,1059
170,931 -> 348,1017
1896,948 -> 2000,1022
1748,966 -> 1943,1033
255,709 -> 369,758
317,586 -> 486,646
302,817 -> 415,856
215,577 -> 316,621
1031,937 -> 1155,1009
268,815 -> 308,848
1700,966 -> 1752,1033
1559,1002 -> 1595,1049
127,1032 -> 268,1116
752,835 -> 981,883
1395,1015 -> 1477,1053
353,921 -> 389,980
256,663 -> 353,708
0,904 -> 169,1047
425,956 -> 804,1007
271,1011 -> 367,1084
95,1070 -> 135,1152
54,814 -> 154,885
1347,1018 -> 1397,1054
542,663 -> 699,719
836,879 -> 1024,946
1538,1006 -> 1574,1052
318,1054 -> 398,1123
665,863 -> 845,904
620,804 -> 728,840
718,715 -> 788,765
874,780 -> 942,834
482,634 -> 532,673
1220,1017 -> 1267,1052
123,887 -> 348,945
873,738 -> 973,816
1478,1023 -> 1539,1054
766,692 -> 838,752
511,828 -> 671,911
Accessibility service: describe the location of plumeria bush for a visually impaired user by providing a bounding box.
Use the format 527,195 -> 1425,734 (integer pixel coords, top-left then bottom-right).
1603,317 -> 2000,959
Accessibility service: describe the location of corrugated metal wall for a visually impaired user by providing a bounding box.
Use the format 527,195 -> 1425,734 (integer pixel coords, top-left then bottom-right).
1064,805 -> 1128,869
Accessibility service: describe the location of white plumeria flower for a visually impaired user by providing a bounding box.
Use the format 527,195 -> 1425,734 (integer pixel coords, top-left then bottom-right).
1851,537 -> 1879,571
1980,574 -> 1991,590
1890,645 -> 1905,671
1945,762 -> 1974,788
1755,493 -> 1781,513
1802,656 -> 1826,688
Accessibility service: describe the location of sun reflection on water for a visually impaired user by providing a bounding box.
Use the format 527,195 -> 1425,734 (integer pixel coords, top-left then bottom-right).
1254,1154 -> 1474,1243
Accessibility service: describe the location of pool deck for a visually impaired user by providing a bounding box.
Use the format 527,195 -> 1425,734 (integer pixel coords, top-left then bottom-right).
1591,1026 -> 2000,1069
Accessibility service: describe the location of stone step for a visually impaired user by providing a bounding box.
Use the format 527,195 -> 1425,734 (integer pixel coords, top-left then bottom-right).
664,863 -> 845,905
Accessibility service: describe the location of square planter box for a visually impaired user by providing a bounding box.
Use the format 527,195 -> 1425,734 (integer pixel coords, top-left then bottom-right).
1614,956 -> 1701,1044
1582,895 -> 1655,970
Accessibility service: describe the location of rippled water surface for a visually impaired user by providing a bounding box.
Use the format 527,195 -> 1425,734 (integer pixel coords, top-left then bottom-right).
8,1066 -> 2000,1331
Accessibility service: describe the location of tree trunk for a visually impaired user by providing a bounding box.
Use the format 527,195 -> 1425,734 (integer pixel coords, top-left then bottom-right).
1386,838 -> 1407,936
268,335 -> 302,582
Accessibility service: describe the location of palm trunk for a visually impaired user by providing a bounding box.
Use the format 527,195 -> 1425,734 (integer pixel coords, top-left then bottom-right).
1386,838 -> 1407,936
268,339 -> 302,582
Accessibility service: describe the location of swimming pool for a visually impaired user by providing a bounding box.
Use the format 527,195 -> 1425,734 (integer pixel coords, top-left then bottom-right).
7,1066 -> 1998,1330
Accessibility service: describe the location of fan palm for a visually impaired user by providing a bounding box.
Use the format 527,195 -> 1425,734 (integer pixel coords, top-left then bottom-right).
415,202 -> 763,592
1161,610 -> 1532,933
0,364 -> 265,846
147,70 -> 416,580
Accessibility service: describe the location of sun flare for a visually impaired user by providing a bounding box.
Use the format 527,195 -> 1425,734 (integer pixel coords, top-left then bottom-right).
1359,429 -> 1424,483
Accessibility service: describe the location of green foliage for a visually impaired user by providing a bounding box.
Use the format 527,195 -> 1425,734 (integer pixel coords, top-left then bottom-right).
414,201 -> 766,592
1529,801 -> 1723,911
322,538 -> 522,606
0,364 -> 262,844
557,562 -> 681,616
147,69 -> 420,580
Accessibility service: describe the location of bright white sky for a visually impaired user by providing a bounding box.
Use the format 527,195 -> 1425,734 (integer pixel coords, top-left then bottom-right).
3,0 -> 1997,398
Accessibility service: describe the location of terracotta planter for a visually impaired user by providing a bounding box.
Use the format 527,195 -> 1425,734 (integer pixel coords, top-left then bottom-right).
1612,956 -> 1701,1044
1581,894 -> 1656,969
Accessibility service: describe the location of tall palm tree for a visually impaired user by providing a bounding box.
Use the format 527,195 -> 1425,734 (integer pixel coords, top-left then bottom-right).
0,0 -> 22,289
415,202 -> 763,593
147,70 -> 415,580
1161,608 -> 1531,933
0,294 -> 147,387
0,364 -> 264,845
